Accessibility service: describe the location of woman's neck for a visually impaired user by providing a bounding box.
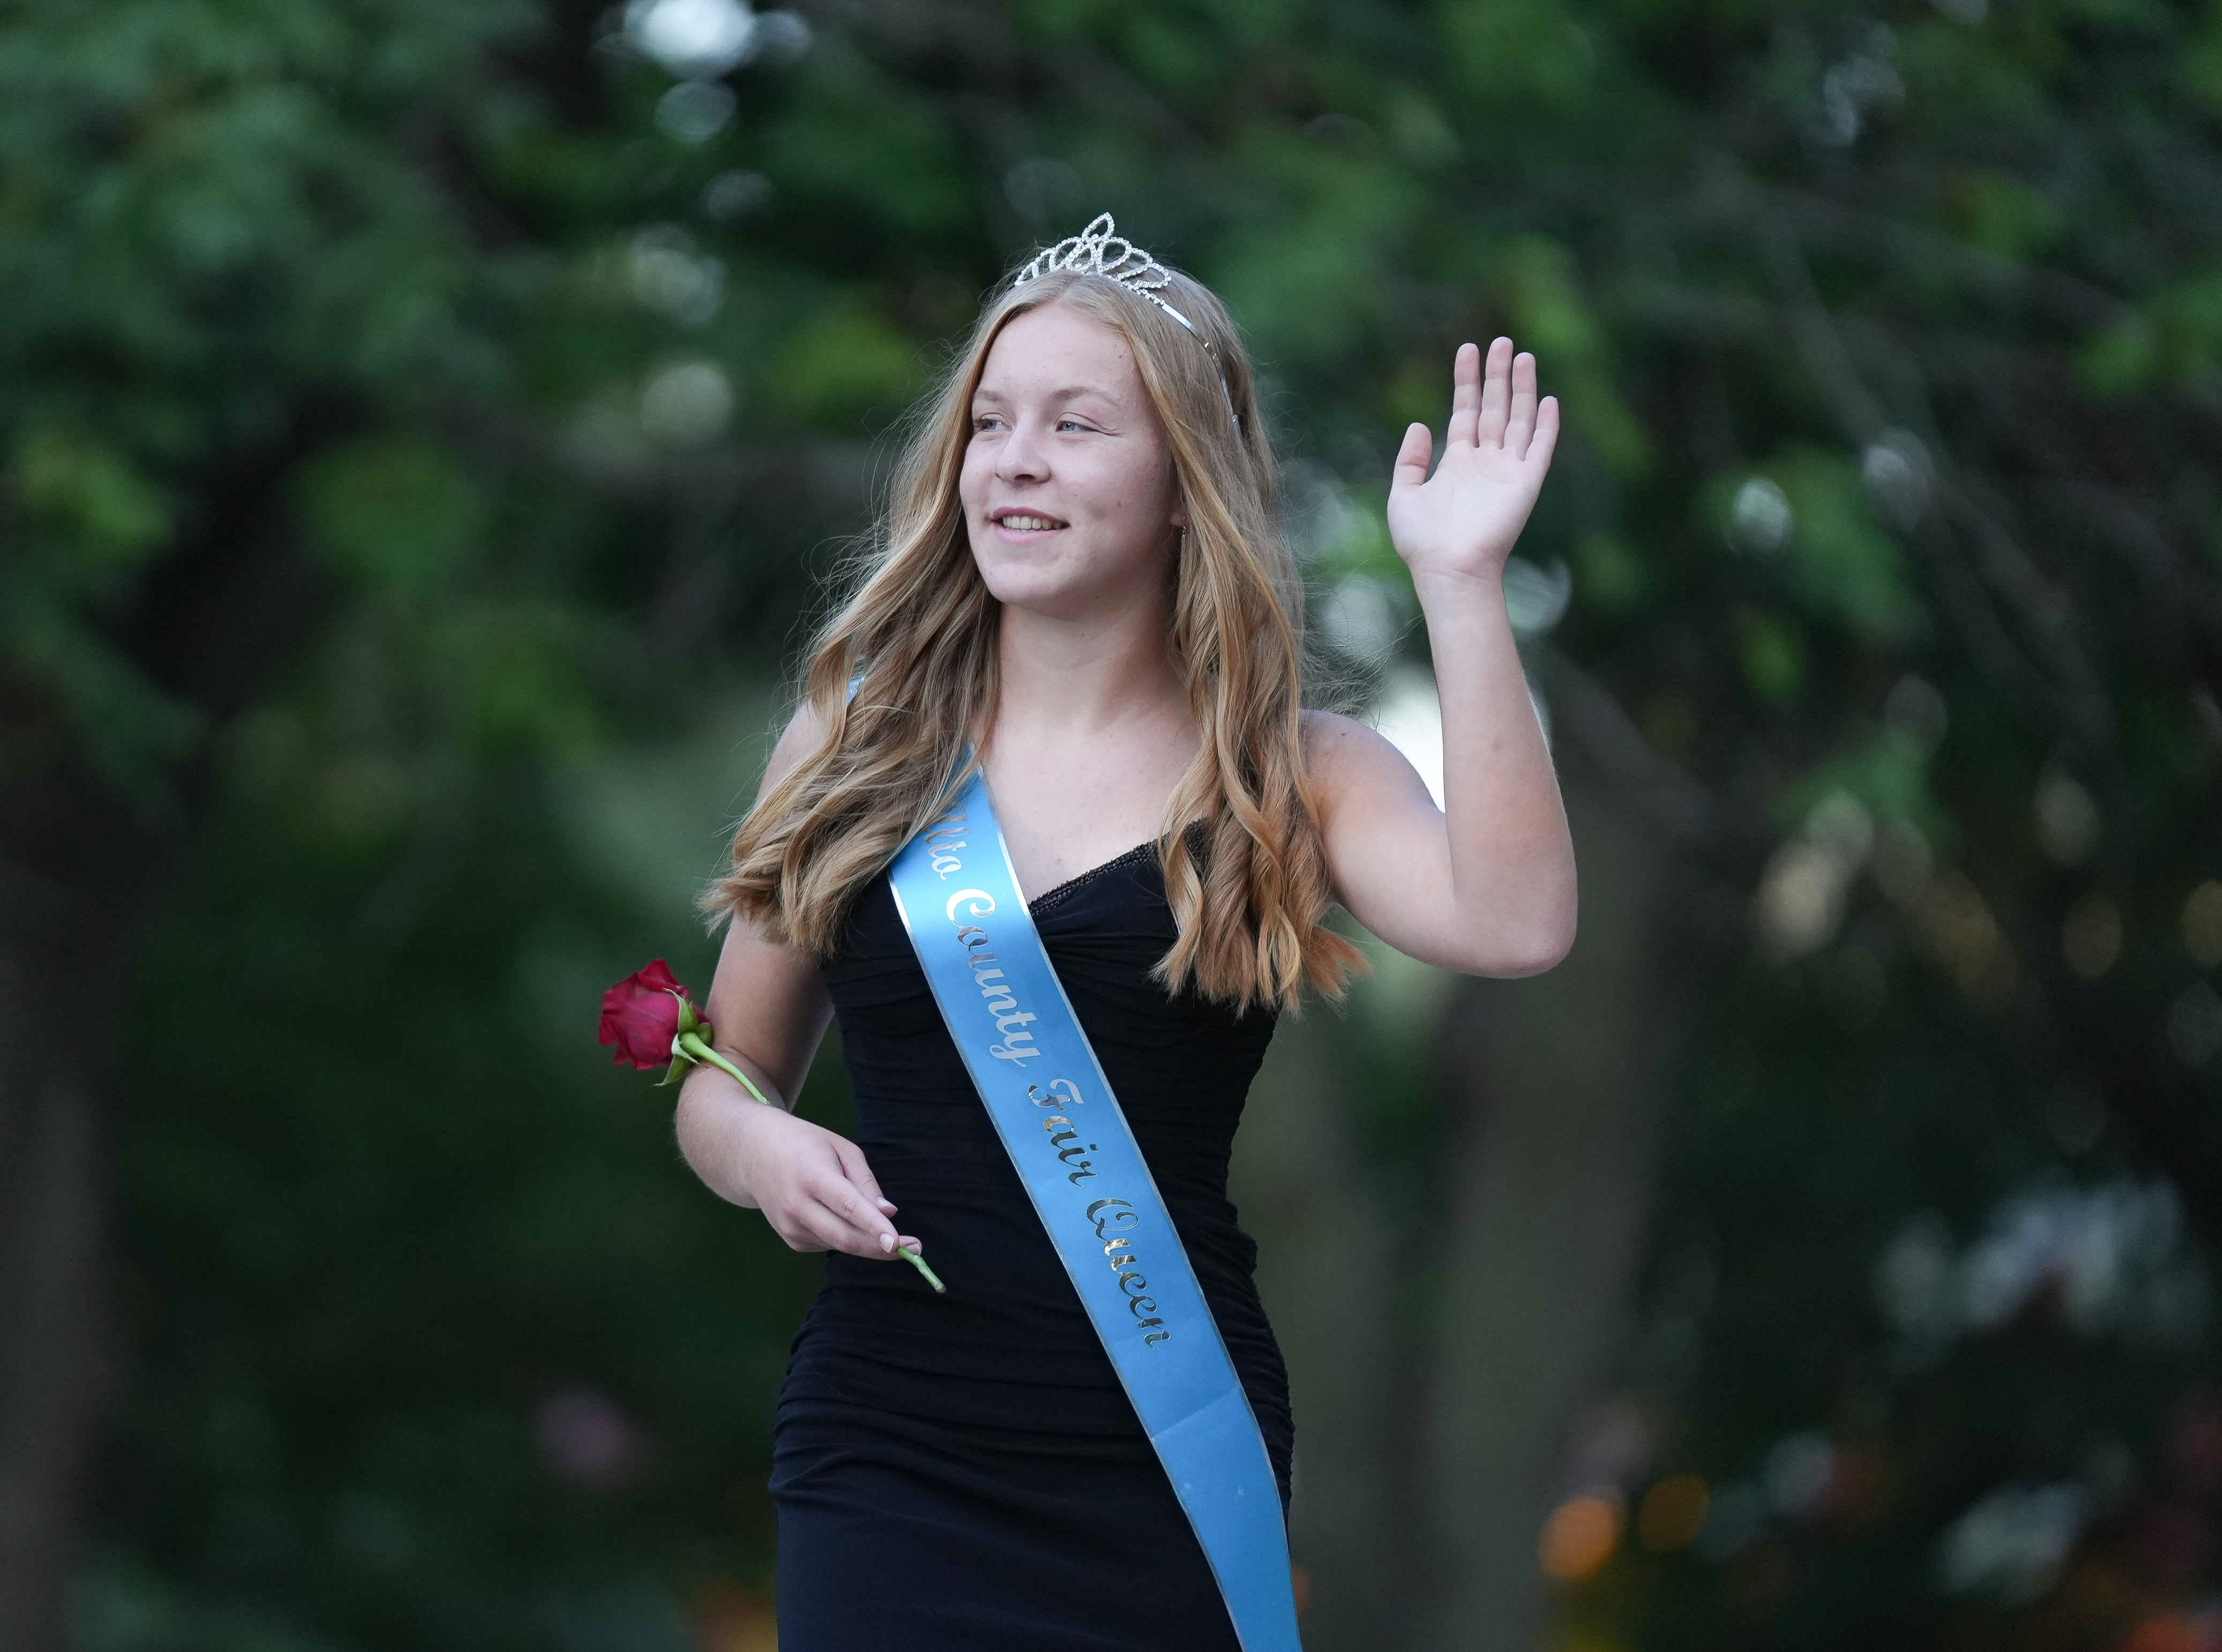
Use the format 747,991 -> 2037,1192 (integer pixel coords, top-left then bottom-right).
989,586 -> 1188,747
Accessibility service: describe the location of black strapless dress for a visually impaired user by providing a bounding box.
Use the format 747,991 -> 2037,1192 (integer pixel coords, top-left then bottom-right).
769,835 -> 1292,1650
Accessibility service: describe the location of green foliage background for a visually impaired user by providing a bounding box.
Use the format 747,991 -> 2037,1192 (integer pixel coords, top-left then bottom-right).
4,0 -> 2219,1645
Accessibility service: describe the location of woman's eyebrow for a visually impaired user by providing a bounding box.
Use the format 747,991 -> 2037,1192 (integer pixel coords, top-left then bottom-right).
1047,383 -> 1118,403
972,383 -> 1120,405
967,385 -> 1128,426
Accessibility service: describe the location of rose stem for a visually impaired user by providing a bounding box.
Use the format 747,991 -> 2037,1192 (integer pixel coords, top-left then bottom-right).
676,1030 -> 775,1107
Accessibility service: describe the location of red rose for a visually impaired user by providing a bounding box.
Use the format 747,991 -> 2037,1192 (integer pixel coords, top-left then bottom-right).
599,958 -> 691,1070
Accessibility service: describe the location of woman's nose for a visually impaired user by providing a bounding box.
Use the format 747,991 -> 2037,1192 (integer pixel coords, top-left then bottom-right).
995,416 -> 1048,481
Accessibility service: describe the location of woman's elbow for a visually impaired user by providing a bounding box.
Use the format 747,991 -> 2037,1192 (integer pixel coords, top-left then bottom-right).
1460,902 -> 1577,978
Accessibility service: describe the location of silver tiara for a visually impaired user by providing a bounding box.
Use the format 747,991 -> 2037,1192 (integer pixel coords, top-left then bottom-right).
1012,212 -> 1198,329
1009,211 -> 1240,433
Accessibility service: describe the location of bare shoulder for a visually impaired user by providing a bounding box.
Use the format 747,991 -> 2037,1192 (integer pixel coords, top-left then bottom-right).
1298,707 -> 1431,840
1299,706 -> 1384,764
759,696 -> 831,796
1299,706 -> 1429,805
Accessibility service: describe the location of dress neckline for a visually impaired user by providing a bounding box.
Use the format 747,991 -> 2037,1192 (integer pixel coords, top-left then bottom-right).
1022,817 -> 1212,917
1026,839 -> 1155,916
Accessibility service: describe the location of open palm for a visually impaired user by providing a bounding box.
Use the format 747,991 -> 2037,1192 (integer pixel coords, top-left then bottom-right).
1386,337 -> 1560,589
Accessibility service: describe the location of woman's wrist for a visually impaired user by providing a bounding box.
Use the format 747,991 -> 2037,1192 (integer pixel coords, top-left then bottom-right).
1408,560 -> 1508,616
675,1063 -> 787,1209
1412,568 -> 1519,667
722,1093 -> 781,1210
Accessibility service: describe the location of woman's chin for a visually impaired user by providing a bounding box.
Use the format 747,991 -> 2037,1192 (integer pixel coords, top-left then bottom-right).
981,574 -> 1094,619
971,541 -> 1165,621
973,550 -> 1085,611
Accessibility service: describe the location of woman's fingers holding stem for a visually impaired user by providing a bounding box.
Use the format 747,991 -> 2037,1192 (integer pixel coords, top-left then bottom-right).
777,1132 -> 942,1290
809,1188 -> 920,1257
831,1136 -> 891,1210
831,1142 -> 938,1287
817,1177 -> 939,1289
823,1177 -> 901,1254
851,1199 -> 944,1292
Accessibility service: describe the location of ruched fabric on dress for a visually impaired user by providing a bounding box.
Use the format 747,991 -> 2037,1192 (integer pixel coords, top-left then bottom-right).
770,834 -> 1292,1650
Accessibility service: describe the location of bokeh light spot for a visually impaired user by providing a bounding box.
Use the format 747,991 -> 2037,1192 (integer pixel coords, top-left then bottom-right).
641,360 -> 736,447
1539,1493 -> 1624,1581
2034,770 -> 2101,864
2062,890 -> 2123,978
2182,880 -> 2222,967
2120,1617 -> 2211,1652
1638,1474 -> 1710,1552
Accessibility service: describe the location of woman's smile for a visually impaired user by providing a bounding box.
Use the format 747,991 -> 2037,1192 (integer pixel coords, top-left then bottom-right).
989,506 -> 1069,540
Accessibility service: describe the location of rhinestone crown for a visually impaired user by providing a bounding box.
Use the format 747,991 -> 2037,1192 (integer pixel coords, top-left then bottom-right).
1009,211 -> 1239,432
1012,212 -> 1197,327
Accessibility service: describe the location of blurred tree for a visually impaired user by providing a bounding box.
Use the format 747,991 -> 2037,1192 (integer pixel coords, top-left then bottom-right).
0,0 -> 878,1641
0,0 -> 542,1633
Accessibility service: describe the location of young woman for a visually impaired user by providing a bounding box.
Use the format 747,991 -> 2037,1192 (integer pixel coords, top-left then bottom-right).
676,216 -> 1575,1648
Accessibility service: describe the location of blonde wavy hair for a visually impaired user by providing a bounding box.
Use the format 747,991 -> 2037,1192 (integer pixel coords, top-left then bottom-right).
698,252 -> 1364,1014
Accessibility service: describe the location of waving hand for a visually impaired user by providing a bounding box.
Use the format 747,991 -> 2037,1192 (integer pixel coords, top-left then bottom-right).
1302,332 -> 1576,979
1386,337 -> 1560,590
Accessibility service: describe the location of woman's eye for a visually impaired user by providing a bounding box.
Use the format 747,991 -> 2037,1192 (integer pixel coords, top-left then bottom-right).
1057,418 -> 1088,433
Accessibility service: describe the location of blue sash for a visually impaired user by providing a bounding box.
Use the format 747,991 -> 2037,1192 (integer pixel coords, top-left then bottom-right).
885,769 -> 1302,1651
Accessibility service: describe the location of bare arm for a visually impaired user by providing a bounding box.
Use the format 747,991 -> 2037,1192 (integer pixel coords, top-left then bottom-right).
1307,336 -> 1578,977
672,700 -> 925,1263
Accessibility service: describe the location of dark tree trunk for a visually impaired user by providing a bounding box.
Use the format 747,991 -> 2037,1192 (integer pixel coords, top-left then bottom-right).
0,769 -> 166,1651
0,456 -> 325,1647
1413,661 -> 1731,1652
1240,657 -> 1735,1651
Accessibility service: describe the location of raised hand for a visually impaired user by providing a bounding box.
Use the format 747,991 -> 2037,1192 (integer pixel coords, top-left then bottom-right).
1386,337 -> 1559,591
